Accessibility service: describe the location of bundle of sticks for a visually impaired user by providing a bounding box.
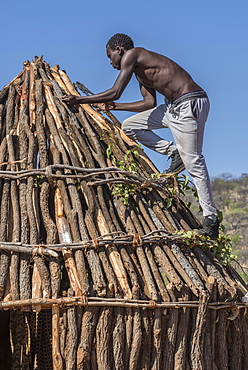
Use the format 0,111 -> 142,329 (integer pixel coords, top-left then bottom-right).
0,56 -> 247,370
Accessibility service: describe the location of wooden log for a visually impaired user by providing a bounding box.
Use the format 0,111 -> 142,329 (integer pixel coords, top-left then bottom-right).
164,243 -> 196,294
240,309 -> 248,369
59,308 -> 67,363
18,96 -> 31,303
129,307 -> 142,370
65,304 -> 77,370
112,196 -> 136,234
5,84 -> 15,135
52,305 -> 63,370
174,285 -> 191,370
170,242 -> 205,295
95,307 -> 112,370
35,79 -> 49,167
215,286 -> 229,370
225,263 -> 248,293
0,104 -> 5,141
124,307 -> 133,370
50,143 -> 83,247
151,308 -> 162,370
54,141 -> 89,244
162,283 -> 179,370
209,280 -> 218,370
192,246 -> 237,298
29,63 -> 36,129
135,243 -> 158,301
9,310 -> 31,369
0,295 -> 246,310
3,271 -> 11,303
97,246 -> 119,297
74,249 -> 90,296
152,244 -> 183,290
33,255 -> 51,299
117,244 -> 142,298
105,244 -> 132,299
227,315 -> 243,370
76,108 -> 108,168
22,104 -> 52,303
204,276 -> 217,370
86,248 -> 107,297
96,185 -> 118,233
204,249 -> 243,295
145,243 -> 170,302
55,189 -> 83,297
0,86 -> 9,104
31,263 -> 42,312
6,133 -> 20,301
133,194 -> 160,231
180,244 -> 209,288
9,251 -> 19,302
75,81 -> 121,127
101,185 -> 123,231
58,69 -> 111,130
112,307 -> 125,370
77,307 -> 99,370
146,190 -> 180,232
0,136 -> 7,232
0,176 -> 10,299
190,291 -> 210,370
139,309 -> 152,370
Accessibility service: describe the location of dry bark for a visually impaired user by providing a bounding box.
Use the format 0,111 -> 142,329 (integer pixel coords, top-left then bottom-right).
174,286 -> 191,370
163,284 -> 179,370
52,305 -> 63,370
95,307 -> 112,370
77,307 -> 99,370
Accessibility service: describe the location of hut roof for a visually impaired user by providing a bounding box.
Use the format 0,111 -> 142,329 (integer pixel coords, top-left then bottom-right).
0,56 -> 247,370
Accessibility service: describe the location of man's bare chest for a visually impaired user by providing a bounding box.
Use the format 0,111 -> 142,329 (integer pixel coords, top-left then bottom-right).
135,68 -> 158,88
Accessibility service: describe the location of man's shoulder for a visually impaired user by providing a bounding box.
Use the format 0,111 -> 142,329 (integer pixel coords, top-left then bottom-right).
125,47 -> 147,56
123,47 -> 148,65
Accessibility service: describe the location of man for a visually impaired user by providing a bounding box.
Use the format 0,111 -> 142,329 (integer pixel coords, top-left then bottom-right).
62,33 -> 219,238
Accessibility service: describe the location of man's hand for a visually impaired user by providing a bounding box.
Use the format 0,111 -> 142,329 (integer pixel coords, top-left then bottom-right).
97,102 -> 116,111
61,95 -> 80,106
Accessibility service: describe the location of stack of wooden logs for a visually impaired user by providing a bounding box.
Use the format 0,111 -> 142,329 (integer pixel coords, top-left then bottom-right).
0,57 -> 247,370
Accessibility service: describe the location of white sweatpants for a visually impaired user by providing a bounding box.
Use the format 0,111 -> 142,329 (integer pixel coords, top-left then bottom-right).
122,95 -> 217,218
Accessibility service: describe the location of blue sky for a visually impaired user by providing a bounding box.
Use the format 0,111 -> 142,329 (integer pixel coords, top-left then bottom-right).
1,0 -> 247,178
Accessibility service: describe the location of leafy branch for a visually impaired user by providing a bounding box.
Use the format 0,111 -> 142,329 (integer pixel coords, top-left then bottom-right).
106,144 -> 140,204
176,230 -> 237,265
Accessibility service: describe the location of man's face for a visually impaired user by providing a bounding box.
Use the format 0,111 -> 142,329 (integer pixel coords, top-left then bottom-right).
106,46 -> 122,70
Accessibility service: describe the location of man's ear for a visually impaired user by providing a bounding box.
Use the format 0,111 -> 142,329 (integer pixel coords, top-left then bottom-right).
116,46 -> 124,55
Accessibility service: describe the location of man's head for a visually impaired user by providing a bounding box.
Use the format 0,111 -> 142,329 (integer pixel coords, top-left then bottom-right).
106,33 -> 134,70
106,33 -> 134,51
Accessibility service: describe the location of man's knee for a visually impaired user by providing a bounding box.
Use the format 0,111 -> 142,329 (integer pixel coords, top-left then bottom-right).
122,117 -> 135,138
182,153 -> 206,175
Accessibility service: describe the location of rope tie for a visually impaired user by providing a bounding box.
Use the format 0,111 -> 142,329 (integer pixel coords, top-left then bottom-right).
148,300 -> 157,309
32,245 -> 45,258
92,239 -> 99,250
132,233 -> 142,247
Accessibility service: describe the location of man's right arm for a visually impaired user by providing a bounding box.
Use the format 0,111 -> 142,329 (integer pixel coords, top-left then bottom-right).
111,83 -> 156,112
62,48 -> 156,112
62,50 -> 137,106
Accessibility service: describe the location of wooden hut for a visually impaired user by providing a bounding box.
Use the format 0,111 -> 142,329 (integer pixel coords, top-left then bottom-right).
0,57 -> 247,370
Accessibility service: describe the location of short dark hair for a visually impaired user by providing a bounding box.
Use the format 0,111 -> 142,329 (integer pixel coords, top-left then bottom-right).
106,33 -> 134,50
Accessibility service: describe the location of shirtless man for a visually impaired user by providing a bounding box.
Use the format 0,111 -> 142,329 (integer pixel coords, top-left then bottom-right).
62,33 -> 219,238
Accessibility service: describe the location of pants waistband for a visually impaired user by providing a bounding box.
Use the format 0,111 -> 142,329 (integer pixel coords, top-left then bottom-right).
166,90 -> 208,118
170,90 -> 208,106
